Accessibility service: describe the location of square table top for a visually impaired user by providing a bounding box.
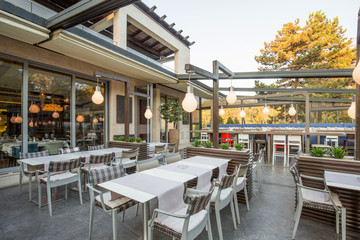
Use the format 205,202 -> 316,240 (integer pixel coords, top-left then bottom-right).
324,171 -> 360,191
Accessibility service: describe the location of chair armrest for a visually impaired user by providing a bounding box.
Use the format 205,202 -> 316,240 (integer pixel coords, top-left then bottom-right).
86,184 -> 109,212
296,184 -> 329,194
148,208 -> 189,229
300,174 -> 324,182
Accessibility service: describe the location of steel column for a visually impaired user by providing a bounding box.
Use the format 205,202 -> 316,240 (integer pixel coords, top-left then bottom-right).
356,8 -> 360,160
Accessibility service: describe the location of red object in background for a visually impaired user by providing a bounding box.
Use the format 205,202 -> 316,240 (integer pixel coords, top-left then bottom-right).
220,133 -> 234,147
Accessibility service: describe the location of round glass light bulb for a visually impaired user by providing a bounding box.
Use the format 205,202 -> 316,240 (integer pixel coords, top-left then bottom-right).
92,86 -> 104,104
76,114 -> 84,123
29,120 -> 34,127
263,105 -> 270,115
348,101 -> 355,119
29,103 -> 40,113
144,106 -> 153,119
219,106 -> 225,116
353,62 -> 360,85
289,104 -> 297,116
182,86 -> 197,113
226,87 -> 237,104
240,109 -> 246,118
52,111 -> 60,118
93,118 -> 98,123
15,115 -> 23,123
10,116 -> 16,123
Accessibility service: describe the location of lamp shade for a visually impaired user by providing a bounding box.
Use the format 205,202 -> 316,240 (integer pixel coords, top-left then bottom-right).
144,106 -> 153,119
10,115 -> 16,123
99,117 -> 104,122
348,101 -> 356,119
93,118 -> 98,123
15,115 -> 22,123
29,120 -> 34,127
226,86 -> 237,104
353,62 -> 360,85
76,114 -> 84,122
219,106 -> 225,116
92,86 -> 104,104
240,108 -> 246,118
29,103 -> 40,113
263,105 -> 270,115
182,86 -> 197,113
289,104 -> 297,116
52,111 -> 60,118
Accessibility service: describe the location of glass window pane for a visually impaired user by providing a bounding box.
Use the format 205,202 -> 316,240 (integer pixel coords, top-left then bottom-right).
75,78 -> 105,148
0,58 -> 23,168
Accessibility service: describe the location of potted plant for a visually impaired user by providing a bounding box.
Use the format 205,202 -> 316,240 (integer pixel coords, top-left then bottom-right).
220,143 -> 230,150
127,136 -> 136,143
136,137 -> 142,143
160,100 -> 185,150
309,147 -> 328,157
193,139 -> 201,147
329,147 -> 347,159
235,143 -> 244,151
204,141 -> 213,148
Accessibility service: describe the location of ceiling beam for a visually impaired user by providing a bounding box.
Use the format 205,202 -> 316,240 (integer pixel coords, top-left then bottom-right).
185,64 -> 217,80
218,87 -> 356,93
89,12 -> 114,32
130,29 -> 143,38
157,56 -> 174,63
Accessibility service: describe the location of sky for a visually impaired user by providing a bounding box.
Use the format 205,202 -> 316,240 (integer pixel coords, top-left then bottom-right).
143,0 -> 359,93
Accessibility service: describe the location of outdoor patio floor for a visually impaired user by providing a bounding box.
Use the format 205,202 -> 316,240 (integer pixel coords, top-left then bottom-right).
1,161 -> 360,240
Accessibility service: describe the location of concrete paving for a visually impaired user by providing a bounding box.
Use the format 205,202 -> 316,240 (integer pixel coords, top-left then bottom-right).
1,162 -> 359,240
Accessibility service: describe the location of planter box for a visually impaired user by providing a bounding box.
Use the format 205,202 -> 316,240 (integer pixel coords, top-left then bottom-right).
185,146 -> 253,204
296,155 -> 360,233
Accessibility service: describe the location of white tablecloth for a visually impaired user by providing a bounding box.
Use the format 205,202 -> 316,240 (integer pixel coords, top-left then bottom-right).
325,171 -> 360,188
182,156 -> 230,180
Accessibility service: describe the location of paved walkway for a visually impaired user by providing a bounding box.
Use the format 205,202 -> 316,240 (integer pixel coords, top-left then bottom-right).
1,162 -> 359,239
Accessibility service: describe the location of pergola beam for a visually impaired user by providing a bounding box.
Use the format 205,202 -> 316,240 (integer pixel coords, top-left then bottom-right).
89,13 -> 114,32
218,87 -> 356,94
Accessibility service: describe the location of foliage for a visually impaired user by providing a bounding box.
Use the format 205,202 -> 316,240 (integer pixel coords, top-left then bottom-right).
219,116 -> 224,124
235,143 -> 244,151
309,147 -> 328,157
234,117 -> 240,124
329,147 -> 347,159
220,143 -> 230,150
204,141 -> 213,148
226,117 -> 234,124
136,137 -> 142,143
127,136 -> 136,143
160,100 -> 184,128
193,139 -> 201,147
114,136 -> 120,141
119,136 -> 125,141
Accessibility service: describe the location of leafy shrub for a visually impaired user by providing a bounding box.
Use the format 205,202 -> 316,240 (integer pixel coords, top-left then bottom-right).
193,139 -> 201,147
235,143 -> 244,151
220,143 -> 230,150
127,136 -> 136,143
204,141 -> 213,148
119,136 -> 125,141
309,147 -> 327,157
136,137 -> 142,143
114,136 -> 120,141
329,147 -> 347,159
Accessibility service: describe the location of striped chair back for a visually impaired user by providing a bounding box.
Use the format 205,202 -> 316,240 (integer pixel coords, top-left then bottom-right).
289,163 -> 301,185
219,169 -> 237,190
154,144 -> 165,154
48,157 -> 84,173
88,145 -> 105,151
122,148 -> 139,159
88,165 -> 122,186
164,152 -> 181,164
20,150 -> 49,159
167,143 -> 176,153
89,152 -> 114,164
187,181 -> 215,215
236,163 -> 250,179
58,147 -> 80,155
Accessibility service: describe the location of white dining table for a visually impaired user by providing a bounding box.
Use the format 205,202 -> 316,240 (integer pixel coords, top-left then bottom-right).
99,155 -> 231,240
324,171 -> 360,191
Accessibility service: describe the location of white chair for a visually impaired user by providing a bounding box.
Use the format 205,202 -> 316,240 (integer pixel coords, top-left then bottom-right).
210,170 -> 238,240
163,152 -> 182,165
200,132 -> 209,142
287,135 -> 302,163
88,165 -> 138,240
148,183 -> 215,240
272,135 -> 287,166
167,142 -> 176,153
136,157 -> 160,172
82,153 -> 114,173
233,163 -> 250,225
37,157 -> 84,216
114,148 -> 139,172
151,144 -> 166,161
253,149 -> 265,190
18,150 -> 49,201
325,136 -> 339,147
290,164 -> 346,240
238,134 -> 252,152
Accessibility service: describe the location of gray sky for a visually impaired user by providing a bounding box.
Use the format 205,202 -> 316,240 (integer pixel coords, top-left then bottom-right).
143,0 -> 359,94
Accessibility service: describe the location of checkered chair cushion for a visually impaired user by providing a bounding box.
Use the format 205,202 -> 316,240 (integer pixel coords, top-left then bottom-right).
219,170 -> 237,190
303,200 -> 336,212
19,150 -> 49,159
88,145 -> 105,151
58,147 -> 80,155
89,153 -> 114,164
121,148 -> 139,159
48,157 -> 84,173
153,223 -> 182,240
289,163 -> 300,185
89,165 -> 122,186
186,182 -> 215,215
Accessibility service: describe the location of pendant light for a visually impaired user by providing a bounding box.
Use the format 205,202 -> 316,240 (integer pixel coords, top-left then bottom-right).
144,106 -> 153,119
226,77 -> 237,104
52,111 -> 60,119
29,120 -> 34,127
182,75 -> 198,113
240,108 -> 246,118
289,104 -> 296,116
15,114 -> 23,123
219,106 -> 225,116
29,102 -> 40,113
353,62 -> 360,84
348,95 -> 356,119
92,77 -> 104,104
76,114 -> 84,123
10,115 -> 16,123
93,118 -> 98,123
263,98 -> 270,115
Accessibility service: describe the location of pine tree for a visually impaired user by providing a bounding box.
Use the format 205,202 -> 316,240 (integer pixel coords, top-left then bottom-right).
234,117 -> 240,124
226,117 -> 234,124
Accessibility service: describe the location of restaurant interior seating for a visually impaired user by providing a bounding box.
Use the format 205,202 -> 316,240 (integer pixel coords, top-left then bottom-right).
233,163 -> 251,224
272,135 -> 287,166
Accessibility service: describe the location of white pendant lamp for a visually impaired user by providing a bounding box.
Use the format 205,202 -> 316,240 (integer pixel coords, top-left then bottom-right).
348,95 -> 356,119
15,114 -> 23,123
76,114 -> 84,123
52,111 -> 60,119
240,108 -> 246,118
353,62 -> 360,84
92,77 -> 104,104
182,85 -> 198,113
144,106 -> 153,119
289,104 -> 297,116
29,102 -> 40,113
93,118 -> 98,123
263,104 -> 270,115
10,115 -> 16,123
219,106 -> 225,116
226,86 -> 237,104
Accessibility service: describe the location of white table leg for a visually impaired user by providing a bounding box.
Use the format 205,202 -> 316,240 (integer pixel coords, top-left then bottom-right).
142,201 -> 149,240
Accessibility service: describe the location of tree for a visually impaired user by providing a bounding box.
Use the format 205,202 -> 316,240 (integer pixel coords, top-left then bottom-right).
234,117 -> 240,124
219,116 -> 224,124
226,117 -> 234,124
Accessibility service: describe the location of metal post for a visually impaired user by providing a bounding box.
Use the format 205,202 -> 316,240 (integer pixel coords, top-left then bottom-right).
124,82 -> 129,138
150,84 -> 153,142
355,8 -> 360,159
146,85 -> 150,143
71,75 -> 76,147
22,61 -> 28,153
